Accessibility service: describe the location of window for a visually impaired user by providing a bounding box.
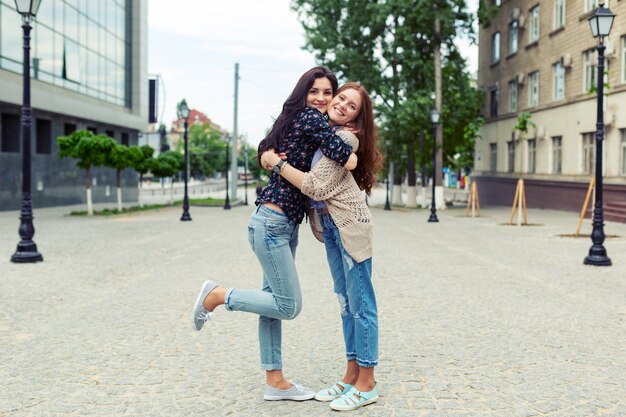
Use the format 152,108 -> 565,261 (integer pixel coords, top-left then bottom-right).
529,6 -> 540,43
64,123 -> 77,135
508,80 -> 518,112
621,129 -> 626,176
121,132 -> 129,146
583,49 -> 597,93
105,130 -> 115,139
490,143 -> 498,172
36,119 -> 52,154
584,0 -> 599,12
552,136 -> 562,174
509,21 -> 519,54
554,0 -> 565,29
553,62 -> 565,100
529,71 -> 540,107
492,32 -> 501,63
1,114 -> 21,153
508,141 -> 516,173
528,139 -> 536,173
583,132 -> 595,175
622,36 -> 626,83
490,88 -> 499,118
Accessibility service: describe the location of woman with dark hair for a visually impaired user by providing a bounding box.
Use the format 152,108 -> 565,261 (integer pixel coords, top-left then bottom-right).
261,82 -> 383,411
190,67 -> 357,401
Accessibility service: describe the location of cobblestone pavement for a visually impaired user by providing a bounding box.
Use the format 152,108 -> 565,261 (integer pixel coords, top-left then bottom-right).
1,190 -> 625,417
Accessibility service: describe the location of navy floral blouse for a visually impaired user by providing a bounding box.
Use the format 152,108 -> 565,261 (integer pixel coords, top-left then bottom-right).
256,107 -> 353,224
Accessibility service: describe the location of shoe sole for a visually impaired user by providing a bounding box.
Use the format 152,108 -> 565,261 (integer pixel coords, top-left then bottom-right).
314,393 -> 337,402
191,280 -> 217,331
330,395 -> 378,411
264,394 -> 315,401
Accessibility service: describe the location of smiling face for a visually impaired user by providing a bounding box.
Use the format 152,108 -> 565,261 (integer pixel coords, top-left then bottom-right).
305,77 -> 334,114
328,88 -> 363,126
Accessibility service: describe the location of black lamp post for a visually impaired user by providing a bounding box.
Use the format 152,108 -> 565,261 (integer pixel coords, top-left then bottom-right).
384,139 -> 391,211
224,135 -> 231,210
584,4 -> 614,266
243,141 -> 249,205
428,109 -> 440,223
11,0 -> 43,264
179,101 -> 192,221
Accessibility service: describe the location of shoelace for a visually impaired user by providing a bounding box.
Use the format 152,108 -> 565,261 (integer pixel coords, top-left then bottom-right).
290,382 -> 309,393
197,310 -> 213,322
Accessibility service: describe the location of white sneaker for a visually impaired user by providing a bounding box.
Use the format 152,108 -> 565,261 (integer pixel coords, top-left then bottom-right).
191,280 -> 218,331
263,382 -> 315,401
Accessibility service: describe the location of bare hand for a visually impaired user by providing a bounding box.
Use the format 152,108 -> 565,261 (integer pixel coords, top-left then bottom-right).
261,149 -> 280,171
345,153 -> 358,170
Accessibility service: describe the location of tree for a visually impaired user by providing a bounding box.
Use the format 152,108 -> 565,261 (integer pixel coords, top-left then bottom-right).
105,143 -> 136,212
292,0 -> 483,203
151,150 -> 184,204
176,123 -> 226,179
132,145 -> 156,207
238,141 -> 261,180
58,130 -> 116,216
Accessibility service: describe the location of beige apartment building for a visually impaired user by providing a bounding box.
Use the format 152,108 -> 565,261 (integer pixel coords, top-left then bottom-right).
474,0 -> 626,221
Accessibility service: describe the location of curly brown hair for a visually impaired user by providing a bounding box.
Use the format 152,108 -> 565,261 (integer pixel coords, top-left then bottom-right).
337,82 -> 382,195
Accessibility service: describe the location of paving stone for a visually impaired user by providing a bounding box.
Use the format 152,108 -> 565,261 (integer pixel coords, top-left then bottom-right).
1,191 -> 625,416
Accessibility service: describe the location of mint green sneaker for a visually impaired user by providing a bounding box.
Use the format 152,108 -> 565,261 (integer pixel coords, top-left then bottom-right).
330,386 -> 379,411
315,381 -> 354,402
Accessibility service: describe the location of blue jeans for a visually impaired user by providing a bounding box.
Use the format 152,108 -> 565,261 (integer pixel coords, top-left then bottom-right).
224,205 -> 301,371
320,213 -> 378,368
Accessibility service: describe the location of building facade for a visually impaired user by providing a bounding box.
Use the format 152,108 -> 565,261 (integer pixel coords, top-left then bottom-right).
0,0 -> 148,210
475,0 -> 626,221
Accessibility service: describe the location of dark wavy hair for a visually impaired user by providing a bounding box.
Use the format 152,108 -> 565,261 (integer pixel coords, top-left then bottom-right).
257,66 -> 338,167
336,82 -> 382,195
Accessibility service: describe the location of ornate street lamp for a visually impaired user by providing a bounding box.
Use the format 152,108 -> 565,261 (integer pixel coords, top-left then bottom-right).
384,139 -> 391,211
584,4 -> 615,266
179,101 -> 192,221
428,109 -> 440,223
224,135 -> 231,210
11,0 -> 43,263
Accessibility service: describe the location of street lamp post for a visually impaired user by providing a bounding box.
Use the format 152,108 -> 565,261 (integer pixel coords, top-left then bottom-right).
584,4 -> 614,266
428,109 -> 440,223
243,142 -> 249,205
224,135 -> 231,210
11,0 -> 43,263
179,101 -> 192,221
384,139 -> 391,211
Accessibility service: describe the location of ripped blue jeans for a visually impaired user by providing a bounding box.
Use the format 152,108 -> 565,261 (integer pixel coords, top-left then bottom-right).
224,205 -> 301,371
320,213 -> 378,368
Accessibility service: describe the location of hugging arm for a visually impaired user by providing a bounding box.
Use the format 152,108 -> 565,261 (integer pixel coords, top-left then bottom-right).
261,150 -> 347,201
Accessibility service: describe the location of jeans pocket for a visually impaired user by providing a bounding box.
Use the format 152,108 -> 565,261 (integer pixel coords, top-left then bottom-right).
248,225 -> 255,252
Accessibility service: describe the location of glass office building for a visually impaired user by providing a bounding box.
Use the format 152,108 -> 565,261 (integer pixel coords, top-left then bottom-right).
0,0 -> 148,210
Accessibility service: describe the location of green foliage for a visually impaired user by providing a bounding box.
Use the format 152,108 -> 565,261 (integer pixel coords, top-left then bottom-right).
57,130 -> 117,170
105,143 -> 134,172
587,69 -> 611,95
292,0 -> 483,172
477,0 -> 500,28
512,112 -> 536,140
132,145 -> 156,176
176,123 -> 226,178
151,150 -> 183,179
238,142 -> 261,179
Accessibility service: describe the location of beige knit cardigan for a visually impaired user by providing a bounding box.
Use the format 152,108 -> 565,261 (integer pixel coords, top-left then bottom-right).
301,130 -> 373,263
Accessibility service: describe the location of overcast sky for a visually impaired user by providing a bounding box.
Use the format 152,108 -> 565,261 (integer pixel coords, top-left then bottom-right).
148,0 -> 478,147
